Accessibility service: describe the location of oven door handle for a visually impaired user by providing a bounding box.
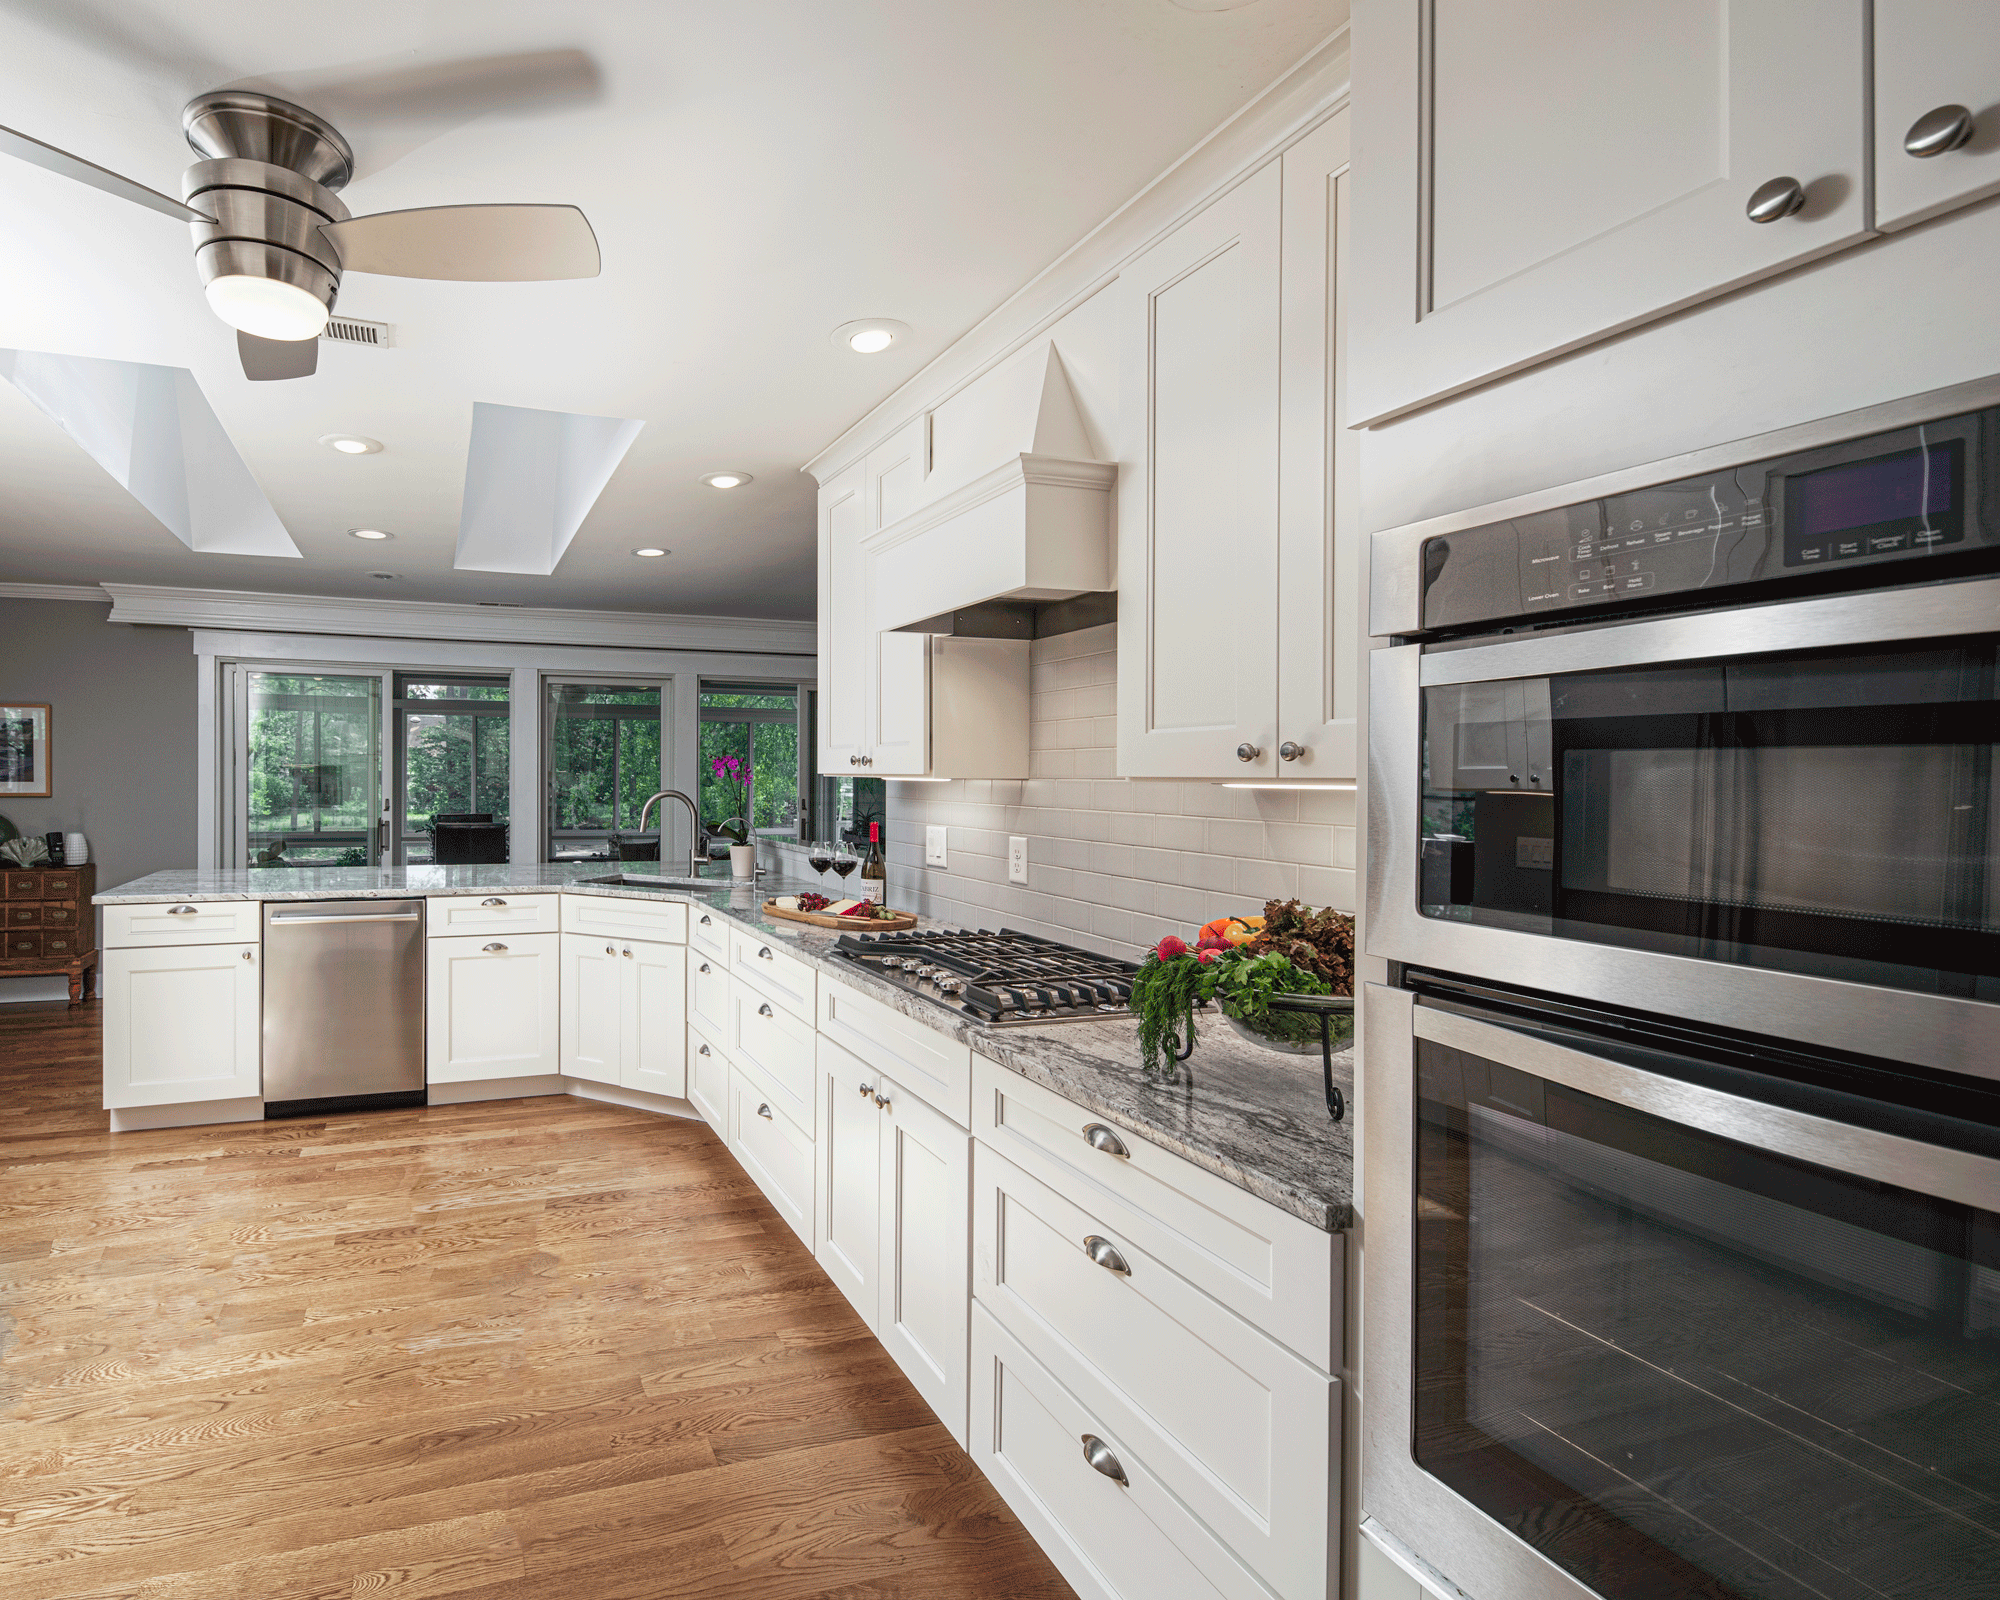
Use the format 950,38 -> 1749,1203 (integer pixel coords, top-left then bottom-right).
1416,573 -> 2000,687
1411,1001 -> 2000,1212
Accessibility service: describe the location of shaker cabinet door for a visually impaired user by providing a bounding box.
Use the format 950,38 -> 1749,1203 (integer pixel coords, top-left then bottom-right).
1117,159 -> 1283,779
818,460 -> 870,775
425,933 -> 559,1083
1349,0 -> 1870,424
1874,0 -> 2000,230
559,934 -> 623,1086
815,1037 -> 883,1331
102,942 -> 262,1108
621,937 -> 687,1099
876,1075 -> 972,1445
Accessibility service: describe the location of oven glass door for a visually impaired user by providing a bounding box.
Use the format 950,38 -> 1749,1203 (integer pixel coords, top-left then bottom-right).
1414,1017 -> 2000,1600
1420,635 -> 2000,999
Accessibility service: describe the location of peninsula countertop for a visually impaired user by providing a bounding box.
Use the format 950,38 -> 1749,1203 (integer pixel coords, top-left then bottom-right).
97,865 -> 1353,1230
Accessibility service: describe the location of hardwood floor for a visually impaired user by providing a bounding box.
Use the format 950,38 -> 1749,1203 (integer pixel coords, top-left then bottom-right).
0,1001 -> 1075,1600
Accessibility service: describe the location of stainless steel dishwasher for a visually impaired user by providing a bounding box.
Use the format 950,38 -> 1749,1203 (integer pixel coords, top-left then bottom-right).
262,899 -> 426,1116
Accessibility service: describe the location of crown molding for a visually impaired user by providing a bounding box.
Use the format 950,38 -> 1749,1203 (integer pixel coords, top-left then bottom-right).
0,582 -> 109,603
99,584 -> 815,655
803,25 -> 1352,486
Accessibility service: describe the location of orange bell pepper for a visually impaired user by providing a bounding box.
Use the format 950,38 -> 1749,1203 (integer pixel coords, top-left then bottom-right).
1198,915 -> 1264,947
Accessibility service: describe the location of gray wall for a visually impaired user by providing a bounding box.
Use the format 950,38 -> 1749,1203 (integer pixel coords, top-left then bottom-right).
886,624 -> 1357,961
0,598 -> 195,999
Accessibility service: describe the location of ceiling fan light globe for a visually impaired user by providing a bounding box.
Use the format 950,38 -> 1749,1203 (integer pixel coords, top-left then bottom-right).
205,275 -> 328,341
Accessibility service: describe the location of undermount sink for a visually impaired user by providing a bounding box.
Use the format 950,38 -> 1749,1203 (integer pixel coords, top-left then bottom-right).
580,872 -> 728,891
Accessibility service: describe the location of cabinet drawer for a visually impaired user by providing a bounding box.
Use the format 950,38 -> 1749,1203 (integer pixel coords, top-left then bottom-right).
971,1305 -> 1277,1600
43,931 -> 81,960
689,952 -> 730,1038
687,1018 -> 730,1128
728,1057 -> 814,1247
4,872 -> 42,899
104,900 -> 261,948
43,904 -> 78,928
728,976 -> 815,1130
974,1056 -> 1337,1370
689,906 -> 730,966
425,893 -> 558,937
729,925 -> 816,1018
560,892 -> 687,943
974,1144 -> 1334,1600
39,872 -> 80,899
7,904 -> 40,926
5,929 -> 42,960
821,975 -> 972,1128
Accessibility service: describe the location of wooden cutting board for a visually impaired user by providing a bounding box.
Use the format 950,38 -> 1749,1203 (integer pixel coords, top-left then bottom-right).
762,899 -> 920,932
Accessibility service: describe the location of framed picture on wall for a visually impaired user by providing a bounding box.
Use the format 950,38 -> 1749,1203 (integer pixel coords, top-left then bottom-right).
0,705 -> 50,797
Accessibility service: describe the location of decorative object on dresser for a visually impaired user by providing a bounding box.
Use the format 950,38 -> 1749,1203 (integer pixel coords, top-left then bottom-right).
0,835 -> 47,867
2,863 -> 97,1003
0,704 -> 51,797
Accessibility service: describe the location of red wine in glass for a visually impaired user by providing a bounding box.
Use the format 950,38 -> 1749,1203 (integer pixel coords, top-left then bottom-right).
808,850 -> 833,876
831,853 -> 859,880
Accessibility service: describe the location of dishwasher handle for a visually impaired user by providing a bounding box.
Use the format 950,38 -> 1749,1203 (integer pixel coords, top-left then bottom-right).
268,909 -> 424,924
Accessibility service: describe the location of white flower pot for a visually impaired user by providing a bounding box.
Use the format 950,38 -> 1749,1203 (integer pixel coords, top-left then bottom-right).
729,844 -> 756,879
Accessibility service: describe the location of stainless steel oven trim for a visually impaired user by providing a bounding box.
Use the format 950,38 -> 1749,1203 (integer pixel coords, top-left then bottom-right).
1414,1002 -> 2000,1211
1369,371 -> 2000,637
1367,639 -> 2000,1080
1417,573 -> 2000,687
1361,981 -> 2000,1600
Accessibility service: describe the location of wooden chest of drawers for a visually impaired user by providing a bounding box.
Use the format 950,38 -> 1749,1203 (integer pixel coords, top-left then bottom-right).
1,864 -> 98,1002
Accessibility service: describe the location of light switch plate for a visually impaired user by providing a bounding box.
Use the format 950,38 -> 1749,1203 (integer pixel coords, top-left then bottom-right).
925,825 -> 948,867
1008,836 -> 1029,884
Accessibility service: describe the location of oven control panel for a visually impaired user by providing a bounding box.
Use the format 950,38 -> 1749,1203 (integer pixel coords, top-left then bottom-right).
1419,406 -> 1996,632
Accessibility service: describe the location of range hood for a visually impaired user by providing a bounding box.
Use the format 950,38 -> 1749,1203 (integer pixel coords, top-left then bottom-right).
864,347 -> 1115,635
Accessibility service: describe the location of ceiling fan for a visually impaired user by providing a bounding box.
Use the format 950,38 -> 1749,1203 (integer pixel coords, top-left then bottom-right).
0,90 -> 600,381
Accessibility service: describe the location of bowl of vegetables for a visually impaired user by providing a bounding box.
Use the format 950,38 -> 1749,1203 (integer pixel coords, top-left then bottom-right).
1128,900 -> 1355,1073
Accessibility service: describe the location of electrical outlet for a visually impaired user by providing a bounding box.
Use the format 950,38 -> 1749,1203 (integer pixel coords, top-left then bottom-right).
925,825 -> 948,867
1008,836 -> 1029,884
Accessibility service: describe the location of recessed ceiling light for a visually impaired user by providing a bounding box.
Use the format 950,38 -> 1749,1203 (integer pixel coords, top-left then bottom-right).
347,527 -> 393,541
831,318 -> 910,355
320,433 -> 383,455
632,547 -> 670,558
699,471 -> 753,490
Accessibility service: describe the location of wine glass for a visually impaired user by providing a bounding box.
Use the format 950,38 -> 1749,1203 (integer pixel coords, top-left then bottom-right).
831,841 -> 859,884
807,838 -> 834,884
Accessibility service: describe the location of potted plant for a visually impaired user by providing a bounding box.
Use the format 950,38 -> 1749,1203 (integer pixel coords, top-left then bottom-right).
707,755 -> 757,878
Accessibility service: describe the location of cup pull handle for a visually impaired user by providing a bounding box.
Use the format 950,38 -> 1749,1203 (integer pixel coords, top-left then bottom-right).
1083,1235 -> 1131,1277
1082,1123 -> 1129,1158
167,905 -> 198,915
1080,1434 -> 1129,1487
481,897 -> 507,907
758,1002 -> 774,1017
757,946 -> 773,959
757,1103 -> 773,1120
482,942 -> 508,953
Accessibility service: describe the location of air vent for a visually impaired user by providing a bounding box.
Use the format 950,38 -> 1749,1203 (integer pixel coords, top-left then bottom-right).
320,316 -> 395,348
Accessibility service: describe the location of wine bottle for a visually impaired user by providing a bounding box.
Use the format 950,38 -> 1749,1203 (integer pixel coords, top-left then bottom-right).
862,820 -> 886,894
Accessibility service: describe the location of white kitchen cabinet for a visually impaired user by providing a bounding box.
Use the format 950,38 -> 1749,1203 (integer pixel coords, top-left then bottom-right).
1874,2 -> 2000,231
1118,114 -> 1360,783
102,941 -> 261,1108
816,1035 -> 884,1326
1116,159 -> 1282,779
687,1022 -> 729,1127
814,1033 -> 973,1444
814,423 -> 1031,780
727,1055 -> 816,1247
426,932 -> 559,1084
1349,0 -> 1870,425
560,933 -> 687,1098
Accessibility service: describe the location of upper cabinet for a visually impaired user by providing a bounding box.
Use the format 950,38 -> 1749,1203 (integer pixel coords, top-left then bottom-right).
1349,0 -> 1871,426
1118,110 -> 1355,781
1875,1 -> 2000,231
815,421 -> 1031,781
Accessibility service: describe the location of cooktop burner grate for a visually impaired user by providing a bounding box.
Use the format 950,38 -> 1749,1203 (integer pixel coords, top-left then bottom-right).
829,928 -> 1141,1025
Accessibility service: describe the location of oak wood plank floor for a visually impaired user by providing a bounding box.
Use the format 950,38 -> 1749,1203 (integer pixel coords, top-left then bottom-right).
0,1001 -> 1075,1600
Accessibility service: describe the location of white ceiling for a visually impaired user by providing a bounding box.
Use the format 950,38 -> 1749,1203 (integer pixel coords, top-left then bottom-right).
0,0 -> 1342,619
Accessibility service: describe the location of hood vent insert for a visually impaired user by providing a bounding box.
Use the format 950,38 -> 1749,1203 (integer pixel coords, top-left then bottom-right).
322,316 -> 394,347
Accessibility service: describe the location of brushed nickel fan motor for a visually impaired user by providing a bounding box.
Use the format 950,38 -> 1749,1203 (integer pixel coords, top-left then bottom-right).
180,92 -> 357,345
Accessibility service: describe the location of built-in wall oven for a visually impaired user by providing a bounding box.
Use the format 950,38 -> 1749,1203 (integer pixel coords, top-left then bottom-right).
1362,378 -> 2000,1600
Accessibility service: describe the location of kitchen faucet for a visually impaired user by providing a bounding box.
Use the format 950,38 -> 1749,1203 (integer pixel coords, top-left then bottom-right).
635,790 -> 704,878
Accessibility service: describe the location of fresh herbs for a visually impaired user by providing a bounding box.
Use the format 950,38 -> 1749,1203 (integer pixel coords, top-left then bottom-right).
1127,900 -> 1354,1074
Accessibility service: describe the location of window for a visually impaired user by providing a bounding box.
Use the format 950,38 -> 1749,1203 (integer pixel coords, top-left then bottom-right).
246,673 -> 380,869
394,675 -> 510,864
545,682 -> 666,862
698,682 -> 803,850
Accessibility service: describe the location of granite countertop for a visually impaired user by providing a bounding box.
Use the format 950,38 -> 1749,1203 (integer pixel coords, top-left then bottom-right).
97,866 -> 1353,1231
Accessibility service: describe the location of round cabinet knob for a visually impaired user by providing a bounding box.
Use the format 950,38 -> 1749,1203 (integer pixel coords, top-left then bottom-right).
858,1081 -> 874,1096
875,1093 -> 891,1110
1905,104 -> 1975,158
605,944 -> 616,956
1279,741 -> 1305,762
850,756 -> 862,766
1235,742 -> 1262,763
1745,176 -> 1806,223
1080,1434 -> 1130,1487
1082,1234 -> 1132,1277
241,949 -> 254,961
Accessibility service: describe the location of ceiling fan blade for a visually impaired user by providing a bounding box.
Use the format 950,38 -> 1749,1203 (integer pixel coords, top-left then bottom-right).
0,122 -> 211,223
238,330 -> 318,382
319,204 -> 599,281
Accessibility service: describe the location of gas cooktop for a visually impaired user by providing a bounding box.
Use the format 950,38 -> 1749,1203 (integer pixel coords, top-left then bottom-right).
828,928 -> 1141,1027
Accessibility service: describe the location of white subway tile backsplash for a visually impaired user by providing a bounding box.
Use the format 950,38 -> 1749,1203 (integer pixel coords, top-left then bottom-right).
882,626 -> 1352,956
